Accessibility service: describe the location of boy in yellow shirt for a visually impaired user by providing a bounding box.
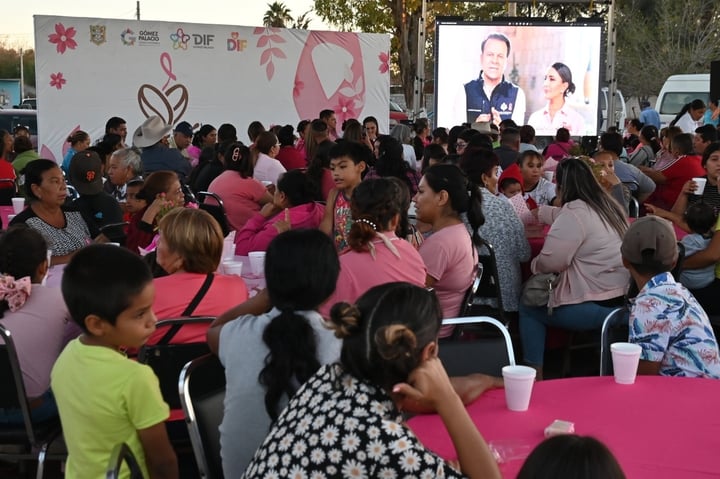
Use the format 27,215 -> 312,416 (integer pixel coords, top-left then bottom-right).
51,244 -> 177,478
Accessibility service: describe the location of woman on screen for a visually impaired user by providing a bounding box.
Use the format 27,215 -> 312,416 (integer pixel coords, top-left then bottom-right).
528,62 -> 585,137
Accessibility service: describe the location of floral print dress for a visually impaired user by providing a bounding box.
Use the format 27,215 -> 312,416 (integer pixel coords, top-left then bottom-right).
242,363 -> 466,479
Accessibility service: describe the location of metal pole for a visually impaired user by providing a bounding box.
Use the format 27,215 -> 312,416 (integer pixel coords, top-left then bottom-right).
136,1 -> 141,20
19,48 -> 24,103
413,0 -> 427,119
605,0 -> 617,130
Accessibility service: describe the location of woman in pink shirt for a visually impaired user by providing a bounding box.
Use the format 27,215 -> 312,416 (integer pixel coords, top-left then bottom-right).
150,208 -> 248,345
413,164 -> 483,337
319,178 -> 426,318
234,170 -> 324,255
519,158 -> 629,379
207,143 -> 273,231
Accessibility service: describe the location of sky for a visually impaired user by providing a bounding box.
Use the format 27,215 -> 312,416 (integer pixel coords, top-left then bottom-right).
0,0 -> 325,48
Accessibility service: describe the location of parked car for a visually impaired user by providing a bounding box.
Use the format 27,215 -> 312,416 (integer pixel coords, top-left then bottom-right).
0,109 -> 38,149
20,98 -> 37,109
600,87 -> 627,133
390,100 -> 409,126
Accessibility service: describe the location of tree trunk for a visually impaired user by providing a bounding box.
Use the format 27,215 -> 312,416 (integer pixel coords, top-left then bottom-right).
392,1 -> 421,109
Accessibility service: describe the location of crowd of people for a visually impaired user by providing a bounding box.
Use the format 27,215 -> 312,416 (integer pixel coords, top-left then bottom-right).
1,102 -> 719,477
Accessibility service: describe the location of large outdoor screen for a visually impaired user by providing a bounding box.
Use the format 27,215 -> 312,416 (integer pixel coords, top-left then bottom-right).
435,21 -> 603,137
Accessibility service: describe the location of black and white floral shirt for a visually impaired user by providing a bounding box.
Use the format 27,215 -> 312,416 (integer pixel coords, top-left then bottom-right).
242,363 -> 466,479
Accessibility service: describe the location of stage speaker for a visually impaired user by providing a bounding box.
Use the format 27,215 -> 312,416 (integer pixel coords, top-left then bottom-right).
711,61 -> 720,103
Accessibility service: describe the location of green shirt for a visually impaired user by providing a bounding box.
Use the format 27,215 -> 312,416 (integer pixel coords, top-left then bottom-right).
51,339 -> 169,478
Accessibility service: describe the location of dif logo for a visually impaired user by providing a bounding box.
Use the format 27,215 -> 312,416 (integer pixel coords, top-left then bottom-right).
191,34 -> 214,49
170,28 -> 214,50
227,32 -> 248,52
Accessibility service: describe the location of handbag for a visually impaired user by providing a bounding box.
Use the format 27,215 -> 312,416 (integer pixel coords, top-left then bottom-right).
521,273 -> 559,313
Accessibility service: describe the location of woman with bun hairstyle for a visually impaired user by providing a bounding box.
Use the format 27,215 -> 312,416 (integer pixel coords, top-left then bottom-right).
528,62 -> 585,136
60,130 -> 91,175
318,178 -> 427,317
242,282 -> 501,479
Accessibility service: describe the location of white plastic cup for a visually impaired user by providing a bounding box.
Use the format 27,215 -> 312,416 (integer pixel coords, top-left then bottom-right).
543,171 -> 554,182
502,365 -> 536,411
248,251 -> 266,276
12,197 -> 25,214
611,342 -> 642,384
692,177 -> 707,195
223,260 -> 243,277
222,238 -> 235,260
7,214 -> 16,223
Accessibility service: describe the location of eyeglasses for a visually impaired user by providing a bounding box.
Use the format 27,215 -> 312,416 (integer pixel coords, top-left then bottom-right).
456,142 -> 468,149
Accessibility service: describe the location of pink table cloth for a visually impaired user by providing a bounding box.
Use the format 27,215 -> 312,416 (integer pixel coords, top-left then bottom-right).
408,375 -> 720,478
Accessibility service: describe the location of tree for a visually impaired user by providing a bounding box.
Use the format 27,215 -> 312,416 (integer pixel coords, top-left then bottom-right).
313,0 -> 500,109
263,1 -> 294,28
0,44 -> 35,89
292,11 -> 312,30
615,0 -> 720,98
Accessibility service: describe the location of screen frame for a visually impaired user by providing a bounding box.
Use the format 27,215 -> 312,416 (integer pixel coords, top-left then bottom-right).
434,19 -> 604,137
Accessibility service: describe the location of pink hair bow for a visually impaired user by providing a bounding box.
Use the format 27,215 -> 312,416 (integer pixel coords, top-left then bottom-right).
0,275 -> 32,312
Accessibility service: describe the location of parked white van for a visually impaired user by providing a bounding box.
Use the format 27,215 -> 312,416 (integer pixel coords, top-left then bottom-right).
656,74 -> 710,127
600,87 -> 626,132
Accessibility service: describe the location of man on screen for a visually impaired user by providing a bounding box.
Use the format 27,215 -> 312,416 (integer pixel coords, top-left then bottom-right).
463,33 -> 526,126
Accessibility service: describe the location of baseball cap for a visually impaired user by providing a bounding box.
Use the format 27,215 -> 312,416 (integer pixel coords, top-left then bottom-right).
621,216 -> 678,267
69,150 -> 103,195
173,121 -> 194,137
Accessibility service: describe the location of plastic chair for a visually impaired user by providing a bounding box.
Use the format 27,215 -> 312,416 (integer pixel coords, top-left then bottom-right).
196,191 -> 230,237
439,316 -> 516,377
65,184 -> 79,202
628,196 -> 640,218
98,221 -> 130,246
465,238 -> 507,325
599,307 -> 630,376
179,354 -> 226,479
458,263 -> 482,317
105,442 -> 145,479
0,179 -> 17,206
137,317 -> 215,411
0,325 -> 65,479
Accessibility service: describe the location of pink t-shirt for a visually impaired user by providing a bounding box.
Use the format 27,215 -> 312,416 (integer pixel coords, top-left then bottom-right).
149,272 -> 249,345
319,233 -> 427,318
0,285 -> 77,398
208,170 -> 268,231
419,223 -> 476,328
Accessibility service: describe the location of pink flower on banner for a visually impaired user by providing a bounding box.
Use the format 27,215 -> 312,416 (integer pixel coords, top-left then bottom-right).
50,72 -> 66,90
48,23 -> 78,54
293,79 -> 304,98
334,96 -> 358,124
378,52 -> 389,74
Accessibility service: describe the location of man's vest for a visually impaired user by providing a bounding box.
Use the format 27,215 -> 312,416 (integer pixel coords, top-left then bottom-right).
465,75 -> 519,124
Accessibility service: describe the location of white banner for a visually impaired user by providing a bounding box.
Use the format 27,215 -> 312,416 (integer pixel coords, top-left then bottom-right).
34,15 -> 390,163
